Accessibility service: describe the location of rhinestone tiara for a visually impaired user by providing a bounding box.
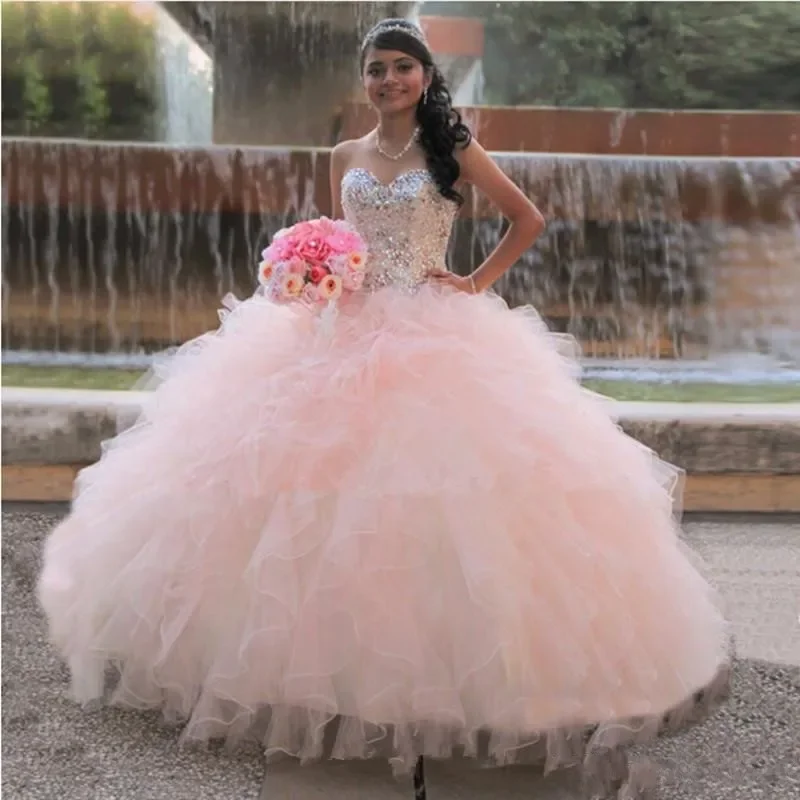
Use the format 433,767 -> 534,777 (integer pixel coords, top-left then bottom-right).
362,22 -> 428,49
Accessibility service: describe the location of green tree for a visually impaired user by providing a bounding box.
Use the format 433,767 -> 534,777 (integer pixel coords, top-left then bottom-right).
1,1 -> 157,140
423,1 -> 800,110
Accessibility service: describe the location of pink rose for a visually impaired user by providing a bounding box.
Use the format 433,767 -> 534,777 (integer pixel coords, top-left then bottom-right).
312,217 -> 338,237
296,237 -> 331,266
266,237 -> 295,261
309,264 -> 329,285
328,231 -> 362,254
290,221 -> 316,239
287,256 -> 308,277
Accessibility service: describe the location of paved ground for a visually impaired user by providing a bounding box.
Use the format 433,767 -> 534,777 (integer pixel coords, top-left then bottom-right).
2,505 -> 798,800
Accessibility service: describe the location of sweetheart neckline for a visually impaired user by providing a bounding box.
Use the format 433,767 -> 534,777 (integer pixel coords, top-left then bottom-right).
342,167 -> 431,189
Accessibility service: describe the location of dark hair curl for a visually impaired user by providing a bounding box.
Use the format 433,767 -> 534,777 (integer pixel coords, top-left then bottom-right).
360,19 -> 472,205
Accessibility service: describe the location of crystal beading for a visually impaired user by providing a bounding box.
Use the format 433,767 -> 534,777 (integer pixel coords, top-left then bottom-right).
341,168 -> 456,294
362,23 -> 428,50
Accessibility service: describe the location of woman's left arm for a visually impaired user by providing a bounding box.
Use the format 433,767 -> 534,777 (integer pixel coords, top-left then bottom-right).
432,139 -> 545,294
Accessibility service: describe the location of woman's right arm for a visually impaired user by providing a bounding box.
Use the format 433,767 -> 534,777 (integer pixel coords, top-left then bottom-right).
329,141 -> 354,220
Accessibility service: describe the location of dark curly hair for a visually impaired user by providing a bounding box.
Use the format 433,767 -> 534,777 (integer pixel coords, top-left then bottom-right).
360,19 -> 472,205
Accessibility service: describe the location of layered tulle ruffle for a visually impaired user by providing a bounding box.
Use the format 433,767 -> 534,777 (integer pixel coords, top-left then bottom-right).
38,285 -> 730,795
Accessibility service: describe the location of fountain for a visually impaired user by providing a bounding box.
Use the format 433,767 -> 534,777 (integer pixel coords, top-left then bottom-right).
162,1 -> 415,146
474,153 -> 800,363
1,2 -> 799,377
150,4 -> 213,145
3,137 -> 798,370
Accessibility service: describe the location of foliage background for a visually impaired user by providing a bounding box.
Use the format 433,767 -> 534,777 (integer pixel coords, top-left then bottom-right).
3,1 -> 797,144
1,2 -> 159,139
425,1 -> 800,110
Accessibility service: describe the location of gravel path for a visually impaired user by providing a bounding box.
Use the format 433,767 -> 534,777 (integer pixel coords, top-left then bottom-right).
3,506 -> 798,800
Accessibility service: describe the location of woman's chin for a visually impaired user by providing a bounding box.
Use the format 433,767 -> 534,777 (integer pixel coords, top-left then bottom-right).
377,98 -> 415,115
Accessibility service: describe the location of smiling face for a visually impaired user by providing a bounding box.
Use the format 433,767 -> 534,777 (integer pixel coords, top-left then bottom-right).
362,47 -> 428,115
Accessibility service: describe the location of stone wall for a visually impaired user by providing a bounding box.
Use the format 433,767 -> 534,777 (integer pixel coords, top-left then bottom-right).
339,104 -> 800,158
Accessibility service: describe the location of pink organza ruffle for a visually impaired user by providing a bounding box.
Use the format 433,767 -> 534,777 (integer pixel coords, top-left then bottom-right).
38,284 -> 729,795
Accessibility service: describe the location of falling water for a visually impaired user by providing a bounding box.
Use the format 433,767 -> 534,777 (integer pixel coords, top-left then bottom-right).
2,138 -> 799,371
475,154 -> 800,361
150,3 -> 214,145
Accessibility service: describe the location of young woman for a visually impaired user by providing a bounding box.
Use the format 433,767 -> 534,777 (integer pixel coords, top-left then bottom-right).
39,18 -> 729,799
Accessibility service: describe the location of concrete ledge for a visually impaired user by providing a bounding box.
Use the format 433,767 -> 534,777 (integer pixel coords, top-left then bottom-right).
618,407 -> 800,474
6,466 -> 799,512
3,388 -> 800,511
1,389 -> 142,465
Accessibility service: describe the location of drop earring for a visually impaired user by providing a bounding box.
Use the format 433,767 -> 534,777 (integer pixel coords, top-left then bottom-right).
422,88 -> 428,105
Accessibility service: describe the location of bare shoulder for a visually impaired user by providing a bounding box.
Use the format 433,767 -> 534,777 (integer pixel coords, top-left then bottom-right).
455,136 -> 491,184
329,138 -> 370,217
331,137 -> 368,174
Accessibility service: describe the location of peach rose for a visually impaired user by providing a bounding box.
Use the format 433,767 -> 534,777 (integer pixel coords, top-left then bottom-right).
280,273 -> 305,299
348,252 -> 366,270
318,274 -> 343,301
258,259 -> 275,284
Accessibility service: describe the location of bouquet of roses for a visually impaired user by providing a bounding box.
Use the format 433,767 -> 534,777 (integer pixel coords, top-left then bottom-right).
258,217 -> 368,307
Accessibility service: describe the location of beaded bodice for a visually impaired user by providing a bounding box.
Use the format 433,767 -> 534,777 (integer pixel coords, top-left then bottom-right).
341,168 -> 457,292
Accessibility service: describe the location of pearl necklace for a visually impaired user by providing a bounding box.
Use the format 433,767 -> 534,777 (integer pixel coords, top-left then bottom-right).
376,126 -> 420,161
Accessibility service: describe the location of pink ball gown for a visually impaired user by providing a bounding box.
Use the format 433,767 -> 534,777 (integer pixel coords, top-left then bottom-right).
38,167 -> 729,795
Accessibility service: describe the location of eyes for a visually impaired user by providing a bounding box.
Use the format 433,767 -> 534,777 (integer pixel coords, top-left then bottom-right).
366,61 -> 416,79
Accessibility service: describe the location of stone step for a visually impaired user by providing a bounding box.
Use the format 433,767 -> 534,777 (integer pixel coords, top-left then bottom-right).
3,388 -> 799,512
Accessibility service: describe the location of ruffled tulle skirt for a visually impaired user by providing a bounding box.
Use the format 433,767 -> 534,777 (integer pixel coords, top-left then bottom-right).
38,284 -> 730,796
